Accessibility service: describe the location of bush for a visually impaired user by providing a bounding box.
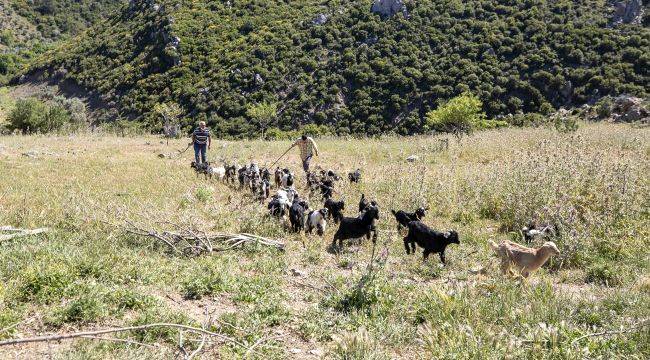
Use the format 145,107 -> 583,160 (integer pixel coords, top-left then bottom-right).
51,292 -> 109,325
6,97 -> 71,134
17,264 -> 75,304
194,186 -> 214,203
586,262 -> 622,286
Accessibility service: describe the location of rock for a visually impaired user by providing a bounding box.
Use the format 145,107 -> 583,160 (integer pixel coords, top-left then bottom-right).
254,73 -> 264,86
406,155 -> 419,162
289,348 -> 302,354
308,349 -> 323,356
158,153 -> 171,159
170,36 -> 181,47
469,267 -> 487,275
18,75 -> 27,84
613,0 -> 644,24
312,13 -> 328,25
290,268 -> 306,277
22,151 -> 38,158
611,95 -> 649,122
371,0 -> 408,18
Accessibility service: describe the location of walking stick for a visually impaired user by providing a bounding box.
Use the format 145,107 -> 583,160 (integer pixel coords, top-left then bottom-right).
178,143 -> 192,154
269,145 -> 293,168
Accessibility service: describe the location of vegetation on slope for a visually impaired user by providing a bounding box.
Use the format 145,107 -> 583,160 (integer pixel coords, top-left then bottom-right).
0,0 -> 124,83
29,0 -> 650,136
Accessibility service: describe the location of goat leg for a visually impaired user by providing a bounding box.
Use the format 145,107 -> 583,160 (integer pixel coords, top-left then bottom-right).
423,250 -> 431,261
439,252 -> 446,265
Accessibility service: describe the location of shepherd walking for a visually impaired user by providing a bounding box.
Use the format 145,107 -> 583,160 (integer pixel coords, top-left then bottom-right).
291,134 -> 319,173
192,121 -> 211,164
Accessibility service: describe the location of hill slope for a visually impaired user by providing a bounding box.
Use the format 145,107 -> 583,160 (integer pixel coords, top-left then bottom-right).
27,0 -> 650,136
0,0 -> 124,82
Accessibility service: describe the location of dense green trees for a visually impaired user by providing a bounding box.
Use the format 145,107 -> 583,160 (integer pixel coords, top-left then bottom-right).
26,0 -> 650,137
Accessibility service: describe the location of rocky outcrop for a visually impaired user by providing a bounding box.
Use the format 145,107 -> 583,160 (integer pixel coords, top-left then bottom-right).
371,0 -> 408,18
312,14 -> 328,25
612,0 -> 644,25
610,95 -> 649,122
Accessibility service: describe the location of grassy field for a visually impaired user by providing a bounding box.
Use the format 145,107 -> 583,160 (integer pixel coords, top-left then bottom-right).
0,123 -> 648,359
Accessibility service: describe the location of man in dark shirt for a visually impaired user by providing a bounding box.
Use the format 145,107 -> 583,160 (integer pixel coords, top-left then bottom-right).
191,121 -> 211,164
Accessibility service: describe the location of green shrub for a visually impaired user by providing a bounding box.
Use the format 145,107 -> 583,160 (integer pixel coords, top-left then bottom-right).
110,288 -> 156,311
50,292 -> 109,325
181,275 -> 224,300
17,264 -> 75,303
194,186 -> 214,203
586,262 -> 622,286
6,98 -> 71,134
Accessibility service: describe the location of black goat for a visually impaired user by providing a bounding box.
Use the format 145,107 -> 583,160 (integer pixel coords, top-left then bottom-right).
391,207 -> 427,231
403,221 -> 460,264
332,205 -> 379,250
324,198 -> 345,224
224,165 -> 237,184
319,178 -> 335,200
238,166 -> 248,189
191,161 -> 210,179
260,167 -> 271,182
358,194 -> 377,214
348,169 -> 361,183
289,198 -> 309,232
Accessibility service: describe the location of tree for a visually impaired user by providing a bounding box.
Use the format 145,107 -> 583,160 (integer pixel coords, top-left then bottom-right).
246,102 -> 278,139
425,92 -> 486,139
153,102 -> 183,144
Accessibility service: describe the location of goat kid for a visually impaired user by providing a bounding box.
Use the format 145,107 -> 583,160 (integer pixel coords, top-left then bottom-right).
324,198 -> 345,224
307,208 -> 329,236
391,207 -> 427,231
358,194 -> 377,215
403,222 -> 460,264
348,169 -> 361,183
289,198 -> 310,232
489,240 -> 560,278
332,205 -> 379,250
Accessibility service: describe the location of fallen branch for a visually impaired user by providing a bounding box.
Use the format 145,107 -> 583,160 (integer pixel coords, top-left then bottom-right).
0,227 -> 50,242
80,335 -> 160,349
0,322 -> 245,349
110,221 -> 284,256
571,319 -> 649,345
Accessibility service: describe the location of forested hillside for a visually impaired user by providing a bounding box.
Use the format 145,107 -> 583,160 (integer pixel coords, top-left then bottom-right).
0,0 -> 124,82
21,0 -> 650,136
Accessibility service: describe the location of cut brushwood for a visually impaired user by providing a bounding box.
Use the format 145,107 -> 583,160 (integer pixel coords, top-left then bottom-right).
0,227 -> 50,242
118,221 -> 284,256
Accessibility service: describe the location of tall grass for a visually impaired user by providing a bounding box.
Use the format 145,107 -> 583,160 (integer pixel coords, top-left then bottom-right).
0,123 -> 648,358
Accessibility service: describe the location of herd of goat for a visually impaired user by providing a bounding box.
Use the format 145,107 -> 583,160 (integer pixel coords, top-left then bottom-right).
190,160 -> 561,277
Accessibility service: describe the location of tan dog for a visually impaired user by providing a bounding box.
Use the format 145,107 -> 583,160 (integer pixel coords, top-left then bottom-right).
489,240 -> 560,278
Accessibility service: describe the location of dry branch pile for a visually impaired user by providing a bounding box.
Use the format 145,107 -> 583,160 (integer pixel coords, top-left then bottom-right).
120,221 -> 285,256
0,226 -> 50,242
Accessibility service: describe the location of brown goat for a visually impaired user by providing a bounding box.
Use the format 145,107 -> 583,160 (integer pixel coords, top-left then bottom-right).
489,240 -> 560,278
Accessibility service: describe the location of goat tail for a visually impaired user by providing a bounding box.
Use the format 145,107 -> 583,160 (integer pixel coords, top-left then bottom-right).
488,240 -> 499,253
